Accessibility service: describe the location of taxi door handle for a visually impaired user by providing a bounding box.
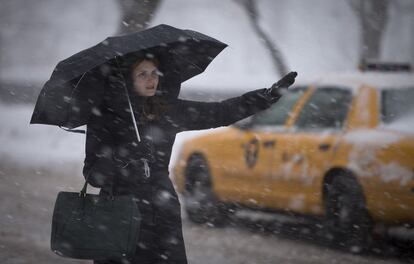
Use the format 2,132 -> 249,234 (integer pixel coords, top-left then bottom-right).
319,143 -> 331,151
263,140 -> 276,148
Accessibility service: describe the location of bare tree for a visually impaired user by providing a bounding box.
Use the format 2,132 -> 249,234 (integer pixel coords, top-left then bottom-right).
349,0 -> 390,66
235,0 -> 288,77
117,0 -> 162,34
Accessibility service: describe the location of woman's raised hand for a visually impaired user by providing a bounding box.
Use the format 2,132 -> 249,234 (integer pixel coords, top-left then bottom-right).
268,71 -> 298,97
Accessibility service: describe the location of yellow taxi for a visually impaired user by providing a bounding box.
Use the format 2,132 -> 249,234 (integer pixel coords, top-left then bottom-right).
173,71 -> 414,244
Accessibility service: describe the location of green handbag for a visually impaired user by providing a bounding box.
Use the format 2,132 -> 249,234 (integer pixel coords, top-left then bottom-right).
50,181 -> 141,260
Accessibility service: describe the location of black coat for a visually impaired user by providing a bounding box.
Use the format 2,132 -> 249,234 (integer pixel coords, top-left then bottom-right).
84,73 -> 280,264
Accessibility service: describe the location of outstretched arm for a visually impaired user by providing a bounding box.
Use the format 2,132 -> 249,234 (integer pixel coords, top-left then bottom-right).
177,72 -> 297,131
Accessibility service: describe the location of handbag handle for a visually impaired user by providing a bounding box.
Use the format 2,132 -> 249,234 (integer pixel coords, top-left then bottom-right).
80,170 -> 115,199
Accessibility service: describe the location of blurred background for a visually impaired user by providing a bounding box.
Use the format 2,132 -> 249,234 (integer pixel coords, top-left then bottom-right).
0,1 -> 413,263
1,0 -> 413,102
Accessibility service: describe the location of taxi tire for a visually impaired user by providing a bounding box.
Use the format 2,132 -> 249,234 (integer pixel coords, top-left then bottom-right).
324,172 -> 373,253
183,156 -> 231,226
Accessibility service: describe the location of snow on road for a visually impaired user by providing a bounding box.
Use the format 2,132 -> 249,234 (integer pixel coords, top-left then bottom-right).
0,160 -> 407,264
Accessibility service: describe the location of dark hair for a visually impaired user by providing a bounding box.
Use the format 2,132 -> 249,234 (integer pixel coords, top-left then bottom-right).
130,56 -> 160,71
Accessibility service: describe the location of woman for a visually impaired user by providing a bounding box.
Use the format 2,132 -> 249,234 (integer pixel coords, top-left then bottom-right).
84,52 -> 297,264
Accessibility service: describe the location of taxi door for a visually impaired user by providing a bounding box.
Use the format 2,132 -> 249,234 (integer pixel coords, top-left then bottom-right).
265,87 -> 353,214
218,112 -> 280,206
243,88 -> 308,206
218,87 -> 307,207
233,129 -> 278,207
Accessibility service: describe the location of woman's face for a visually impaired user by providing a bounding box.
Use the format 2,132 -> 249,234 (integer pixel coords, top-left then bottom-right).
131,60 -> 160,97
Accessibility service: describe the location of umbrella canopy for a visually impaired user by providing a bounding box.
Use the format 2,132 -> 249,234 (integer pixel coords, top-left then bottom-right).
30,24 -> 227,129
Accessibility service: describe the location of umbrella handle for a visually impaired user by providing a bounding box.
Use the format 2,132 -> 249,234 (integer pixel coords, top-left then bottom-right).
114,56 -> 141,143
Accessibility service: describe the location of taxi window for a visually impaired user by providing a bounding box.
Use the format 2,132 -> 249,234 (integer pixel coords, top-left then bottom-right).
251,87 -> 306,127
294,87 -> 352,130
381,87 -> 414,123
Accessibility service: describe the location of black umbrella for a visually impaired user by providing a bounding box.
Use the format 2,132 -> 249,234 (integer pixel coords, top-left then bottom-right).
30,24 -> 227,129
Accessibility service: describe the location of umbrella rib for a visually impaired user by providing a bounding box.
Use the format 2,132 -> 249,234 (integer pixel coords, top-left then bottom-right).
75,72 -> 87,88
185,59 -> 203,71
125,90 -> 142,143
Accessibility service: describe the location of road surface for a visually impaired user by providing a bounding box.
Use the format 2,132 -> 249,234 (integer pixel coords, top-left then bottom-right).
0,157 -> 412,264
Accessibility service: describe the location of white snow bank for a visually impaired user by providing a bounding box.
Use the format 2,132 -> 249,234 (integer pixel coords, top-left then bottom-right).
377,162 -> 413,186
0,104 -> 86,167
0,103 -> 216,174
344,129 -> 402,145
381,113 -> 414,134
345,129 -> 413,186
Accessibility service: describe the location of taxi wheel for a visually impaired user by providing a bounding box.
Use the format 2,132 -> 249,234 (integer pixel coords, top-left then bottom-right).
184,156 -> 231,226
324,173 -> 373,252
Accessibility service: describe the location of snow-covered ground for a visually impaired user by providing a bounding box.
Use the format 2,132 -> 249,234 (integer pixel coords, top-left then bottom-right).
0,157 -> 409,264
0,104 -> 85,167
0,152 -> 409,264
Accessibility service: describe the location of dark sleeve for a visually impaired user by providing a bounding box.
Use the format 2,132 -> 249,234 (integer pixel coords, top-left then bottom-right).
176,88 -> 281,131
